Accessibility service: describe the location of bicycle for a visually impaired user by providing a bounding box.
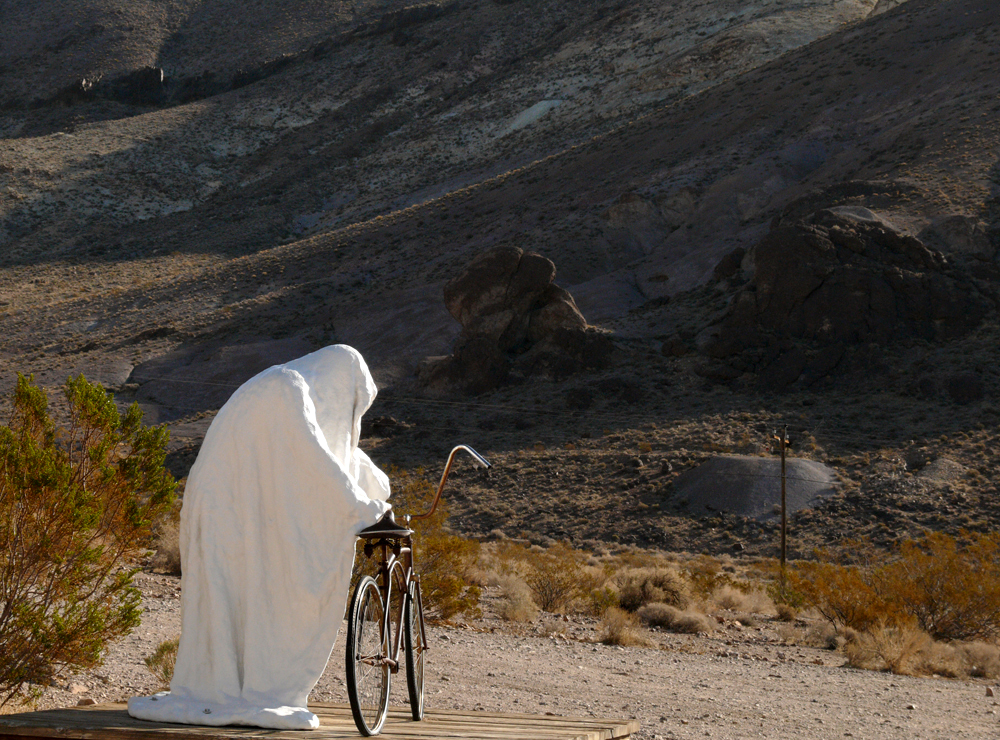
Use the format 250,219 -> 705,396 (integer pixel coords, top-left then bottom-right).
345,444 -> 491,736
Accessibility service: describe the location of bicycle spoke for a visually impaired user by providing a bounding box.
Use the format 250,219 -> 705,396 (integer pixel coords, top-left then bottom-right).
347,577 -> 390,735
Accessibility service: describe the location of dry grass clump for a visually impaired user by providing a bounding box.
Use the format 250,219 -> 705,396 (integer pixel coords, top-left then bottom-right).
637,603 -> 714,634
841,623 -> 1000,678
778,620 -> 840,648
616,567 -> 690,612
151,517 -> 182,575
844,621 -> 930,675
144,638 -> 180,688
600,607 -> 653,647
960,641 -> 1000,678
917,640 -> 964,678
494,574 -> 538,622
776,603 -> 798,622
711,584 -> 775,615
712,584 -> 745,610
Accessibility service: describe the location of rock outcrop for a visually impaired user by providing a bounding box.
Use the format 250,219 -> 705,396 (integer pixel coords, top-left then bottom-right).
420,246 -> 612,394
696,209 -> 995,391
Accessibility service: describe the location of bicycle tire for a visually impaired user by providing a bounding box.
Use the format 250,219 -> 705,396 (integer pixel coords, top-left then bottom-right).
346,576 -> 390,736
404,579 -> 426,720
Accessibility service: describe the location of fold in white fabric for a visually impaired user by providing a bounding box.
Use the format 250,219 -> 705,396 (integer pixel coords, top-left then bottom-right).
128,345 -> 390,729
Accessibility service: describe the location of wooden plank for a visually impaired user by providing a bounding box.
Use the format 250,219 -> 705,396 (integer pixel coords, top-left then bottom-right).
0,704 -> 637,740
312,711 -> 633,737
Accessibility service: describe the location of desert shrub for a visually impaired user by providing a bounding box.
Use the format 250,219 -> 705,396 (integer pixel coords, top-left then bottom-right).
682,555 -> 741,598
603,548 -> 662,570
775,603 -> 798,622
843,621 -> 930,675
491,540 -> 533,578
616,567 -> 690,612
789,532 -> 1000,640
488,541 -> 602,613
917,640 -> 963,678
0,374 -> 175,706
494,574 -> 538,622
600,607 -> 652,647
882,531 -> 1000,641
637,603 -> 714,634
766,576 -> 808,610
959,641 -> 1000,679
587,583 -> 620,617
353,467 -> 481,619
523,541 -> 591,613
712,584 -> 745,610
144,638 -> 180,688
787,556 -> 901,632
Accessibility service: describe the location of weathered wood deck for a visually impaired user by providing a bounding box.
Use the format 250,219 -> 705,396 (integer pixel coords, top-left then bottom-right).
0,703 -> 639,740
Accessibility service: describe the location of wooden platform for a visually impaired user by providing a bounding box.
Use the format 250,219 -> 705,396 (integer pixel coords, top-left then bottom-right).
0,703 -> 638,740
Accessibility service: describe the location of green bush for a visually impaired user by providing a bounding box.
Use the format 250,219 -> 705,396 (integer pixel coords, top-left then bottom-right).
0,374 -> 175,706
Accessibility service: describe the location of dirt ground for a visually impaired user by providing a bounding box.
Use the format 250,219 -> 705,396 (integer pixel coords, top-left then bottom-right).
5,572 -> 997,740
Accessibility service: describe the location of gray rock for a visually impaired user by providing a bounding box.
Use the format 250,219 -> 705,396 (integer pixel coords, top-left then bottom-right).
672,455 -> 838,522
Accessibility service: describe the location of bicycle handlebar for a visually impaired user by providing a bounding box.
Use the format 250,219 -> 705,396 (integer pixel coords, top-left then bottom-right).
409,444 -> 491,521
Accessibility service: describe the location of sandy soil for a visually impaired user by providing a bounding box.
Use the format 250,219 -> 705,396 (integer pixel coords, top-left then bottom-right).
6,572 -> 997,740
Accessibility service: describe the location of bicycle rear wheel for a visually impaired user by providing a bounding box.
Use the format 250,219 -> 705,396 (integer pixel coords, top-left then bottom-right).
404,579 -> 425,720
346,576 -> 390,735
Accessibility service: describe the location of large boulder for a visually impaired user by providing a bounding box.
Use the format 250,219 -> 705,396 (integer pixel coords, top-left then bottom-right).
423,247 -> 611,393
703,209 -> 993,360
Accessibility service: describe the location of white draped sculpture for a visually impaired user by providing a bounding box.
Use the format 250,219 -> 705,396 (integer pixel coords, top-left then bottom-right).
128,345 -> 390,729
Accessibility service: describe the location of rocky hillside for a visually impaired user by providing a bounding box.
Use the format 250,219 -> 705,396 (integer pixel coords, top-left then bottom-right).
2,0 -> 999,555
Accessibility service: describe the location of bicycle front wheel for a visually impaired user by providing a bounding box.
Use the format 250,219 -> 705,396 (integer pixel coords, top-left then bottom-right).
404,579 -> 426,720
346,576 -> 391,735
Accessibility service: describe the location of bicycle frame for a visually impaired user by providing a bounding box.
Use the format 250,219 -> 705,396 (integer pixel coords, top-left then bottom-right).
359,534 -> 427,673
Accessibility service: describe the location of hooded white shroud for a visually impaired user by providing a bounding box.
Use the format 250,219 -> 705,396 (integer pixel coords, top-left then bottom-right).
128,345 -> 390,729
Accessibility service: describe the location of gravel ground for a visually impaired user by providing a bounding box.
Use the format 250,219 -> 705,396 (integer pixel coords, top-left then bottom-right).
5,572 -> 998,740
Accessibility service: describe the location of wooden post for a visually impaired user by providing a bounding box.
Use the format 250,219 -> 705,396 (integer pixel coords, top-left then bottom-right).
772,426 -> 791,580
780,425 -> 787,571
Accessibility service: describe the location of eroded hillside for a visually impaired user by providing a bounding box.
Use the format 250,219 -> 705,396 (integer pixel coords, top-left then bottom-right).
2,0 -> 999,556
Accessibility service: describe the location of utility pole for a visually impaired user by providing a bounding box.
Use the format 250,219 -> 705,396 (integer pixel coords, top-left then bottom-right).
772,425 -> 791,578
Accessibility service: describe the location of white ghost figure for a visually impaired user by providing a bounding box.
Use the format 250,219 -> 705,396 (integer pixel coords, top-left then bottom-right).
128,345 -> 390,729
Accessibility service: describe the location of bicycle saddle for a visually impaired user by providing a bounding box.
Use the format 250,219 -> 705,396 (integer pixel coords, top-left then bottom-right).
357,509 -> 413,538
